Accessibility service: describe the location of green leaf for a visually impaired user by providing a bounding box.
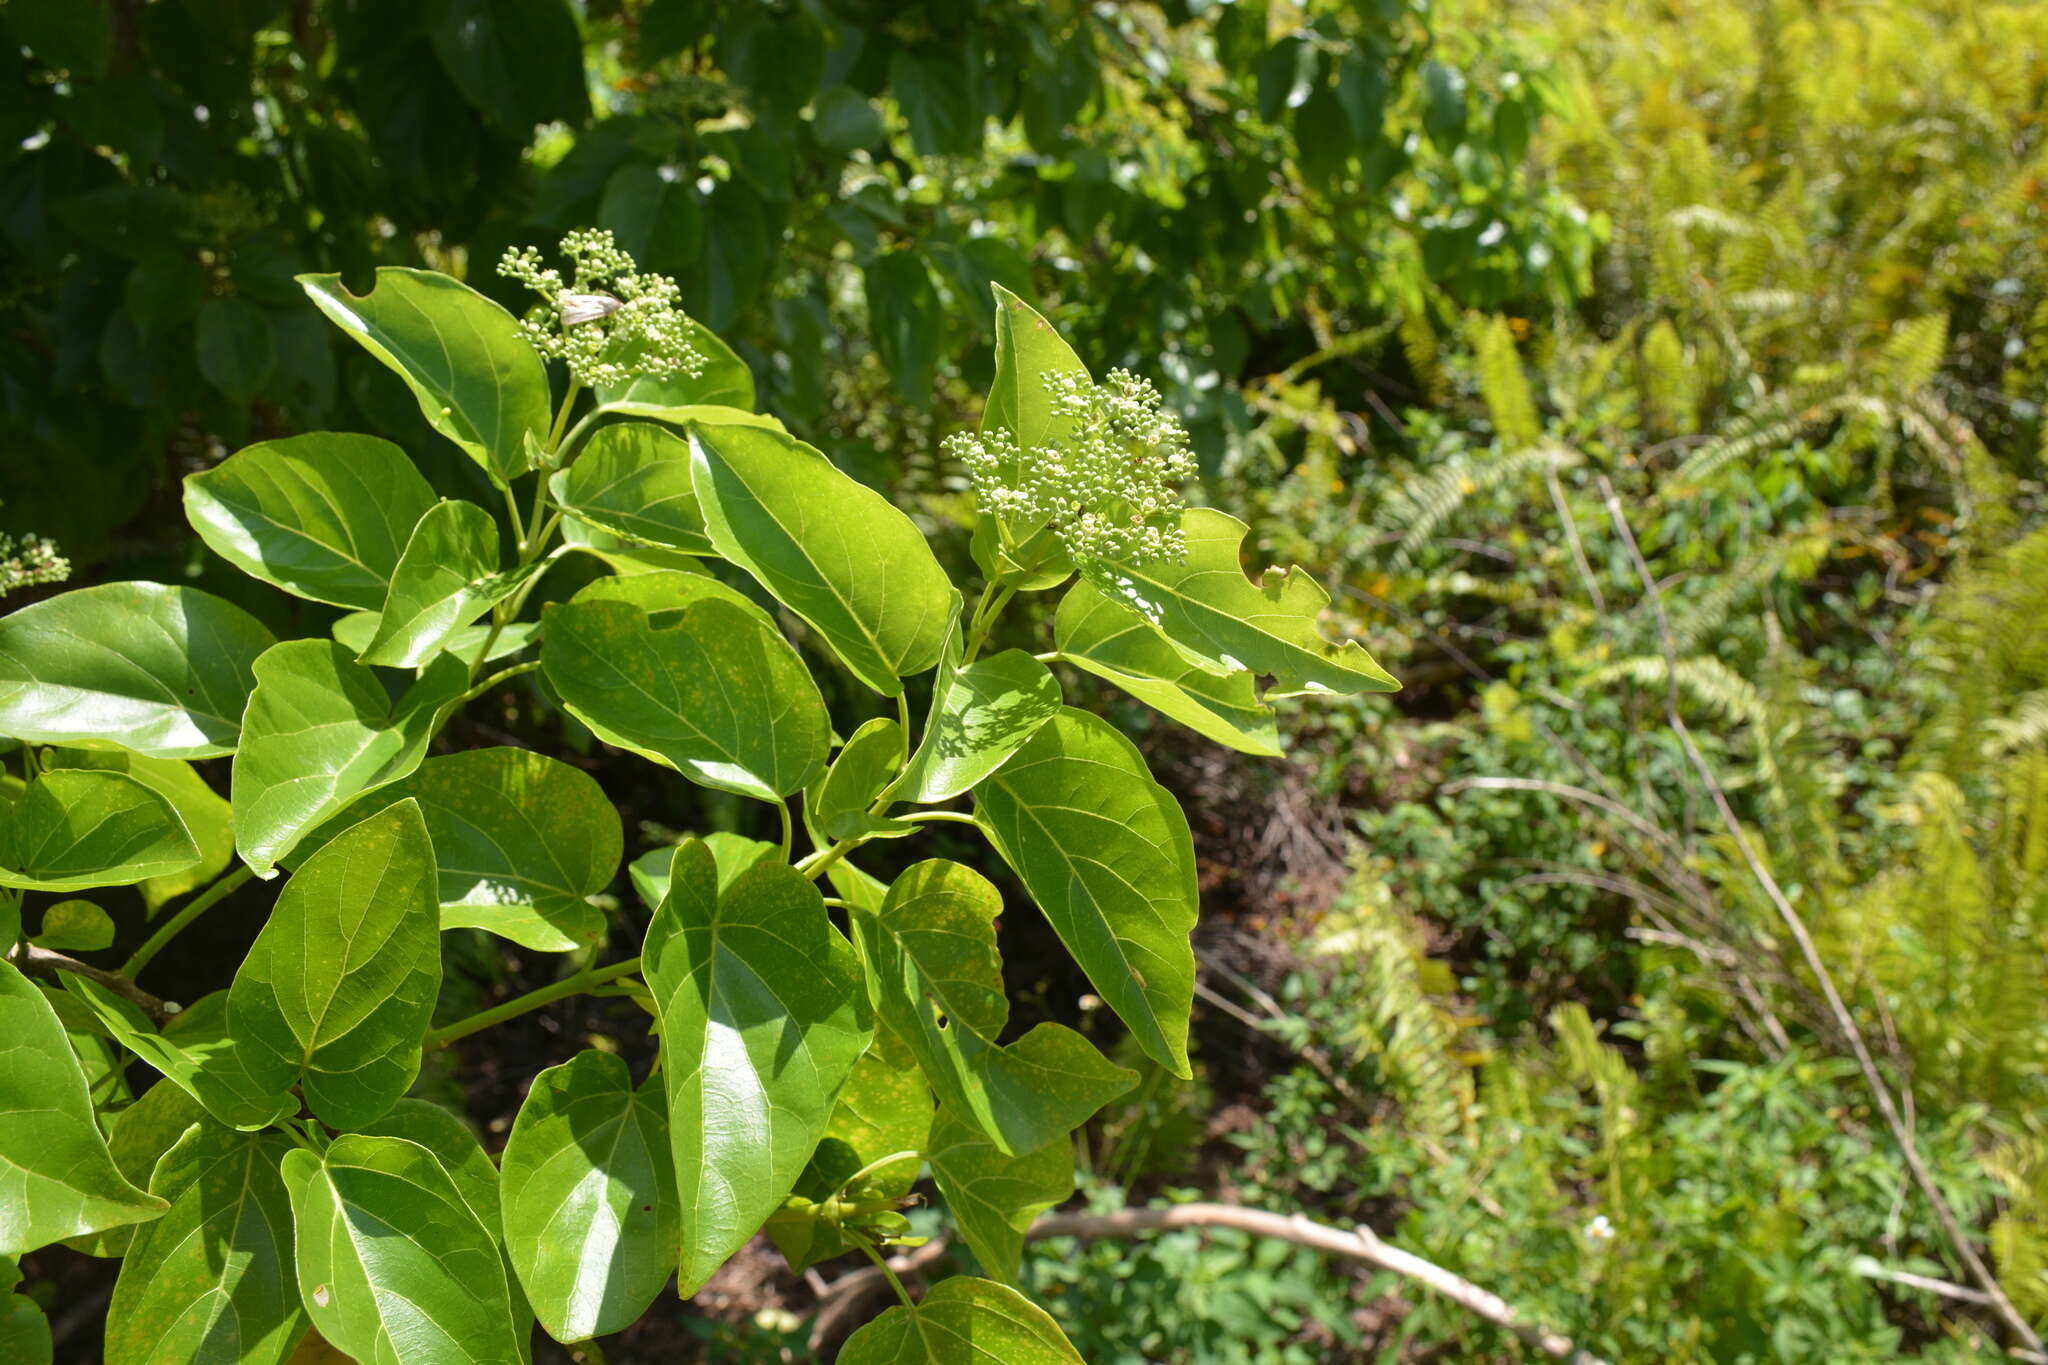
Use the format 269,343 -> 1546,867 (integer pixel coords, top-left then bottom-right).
32,900 -> 112,951
767,1050 -> 933,1273
226,801 -> 441,1129
1053,579 -> 1283,756
852,859 -> 1134,1154
105,1124 -> 304,1365
356,1100 -> 503,1232
281,1135 -> 529,1365
643,841 -> 871,1294
0,583 -> 275,759
688,421 -> 955,695
183,433 -> 438,611
125,254 -> 207,338
550,422 -> 713,555
812,86 -> 884,151
0,1290 -> 49,1365
58,978 -> 295,1132
594,321 -> 754,412
542,598 -> 828,802
231,641 -> 466,875
43,749 -> 237,910
428,0 -> 588,133
626,832 -> 777,911
300,269 -> 553,489
838,1276 -> 1083,1364
805,717 -> 913,840
0,769 -> 199,892
65,1079 -> 208,1257
866,250 -> 941,406
985,284 -> 1090,456
331,615 -> 538,670
928,1109 -> 1071,1285
359,500 -> 535,668
569,565 -> 778,634
888,632 -> 1060,804
195,297 -> 277,401
0,958 -> 167,1254
293,748 -> 620,953
1086,507 -> 1400,698
500,1051 -> 677,1343
974,709 -> 1199,1077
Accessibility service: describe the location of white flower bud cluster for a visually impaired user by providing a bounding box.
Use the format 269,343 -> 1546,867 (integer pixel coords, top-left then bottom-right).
498,229 -> 708,389
0,526 -> 69,597
945,367 -> 1195,566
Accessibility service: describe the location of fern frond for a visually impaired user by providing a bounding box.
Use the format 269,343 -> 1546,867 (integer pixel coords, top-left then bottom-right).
1880,312 -> 1949,393
1381,444 -> 1582,564
1470,314 -> 1541,448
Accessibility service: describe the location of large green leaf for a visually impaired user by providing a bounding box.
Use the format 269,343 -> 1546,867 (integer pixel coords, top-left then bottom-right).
182,433 -> 437,610
643,840 -> 870,1294
985,284 -> 1089,453
550,422 -> 714,555
226,802 -> 441,1129
293,748 -> 620,953
500,1051 -> 677,1343
804,716 -> 913,841
0,769 -> 199,892
300,269 -> 552,489
231,641 -> 467,875
766,1050 -> 933,1273
852,859 -> 1134,1154
359,501 -> 535,668
928,1109 -> 1071,1284
105,1124 -> 304,1365
428,0 -> 588,133
688,421 -> 954,695
46,749 -> 238,910
356,1100 -> 504,1234
281,1135 -> 529,1365
838,1276 -> 1084,1364
1053,579 -> 1283,755
542,598 -> 828,802
568,565 -> 779,634
1084,507 -> 1400,697
888,629 -> 1060,804
974,709 -> 1199,1077
65,1080 -> 208,1258
0,959 -> 167,1254
58,978 -> 294,1132
0,583 -> 275,760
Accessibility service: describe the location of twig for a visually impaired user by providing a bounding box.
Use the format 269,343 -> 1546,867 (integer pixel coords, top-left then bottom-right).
1600,485 -> 2046,1353
1030,1204 -> 1609,1364
8,944 -> 171,1027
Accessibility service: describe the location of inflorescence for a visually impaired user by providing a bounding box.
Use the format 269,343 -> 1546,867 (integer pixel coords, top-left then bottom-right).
498,229 -> 707,389
946,367 -> 1196,566
0,526 -> 69,598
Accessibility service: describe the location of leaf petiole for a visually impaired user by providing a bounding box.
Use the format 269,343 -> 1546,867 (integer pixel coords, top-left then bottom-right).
123,865 -> 255,977
425,955 -> 644,1049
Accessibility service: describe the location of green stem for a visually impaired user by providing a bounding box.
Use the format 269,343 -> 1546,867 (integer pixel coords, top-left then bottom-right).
962,583 -> 1017,664
898,809 -> 977,827
426,955 -> 644,1049
501,481 -> 529,556
555,408 -> 604,468
796,836 -> 866,882
777,799 -> 794,861
124,866 -> 255,977
547,381 -> 585,453
853,1234 -> 916,1311
456,660 -> 540,708
833,1149 -> 923,1200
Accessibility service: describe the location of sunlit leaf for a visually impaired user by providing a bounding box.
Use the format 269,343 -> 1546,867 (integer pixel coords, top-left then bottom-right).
838,1276 -> 1083,1364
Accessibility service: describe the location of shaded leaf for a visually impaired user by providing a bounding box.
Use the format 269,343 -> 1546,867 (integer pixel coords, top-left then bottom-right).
839,1276 -> 1083,1364
643,841 -> 870,1294
1053,579 -> 1283,755
32,900 -> 112,952
852,859 -> 1134,1154
767,1050 -> 932,1272
889,632 -> 1060,804
0,583 -> 275,760
0,769 -> 199,892
59,978 -> 295,1132
105,1124 -> 304,1365
805,717 -> 912,841
928,1109 -> 1070,1284
550,422 -> 713,555
41,749 -> 235,910
281,1136 -> 528,1365
501,1051 -> 677,1343
226,802 -> 441,1129
974,709 -> 1199,1077
0,959 -> 166,1254
231,641 -> 466,876
360,500 -> 535,668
